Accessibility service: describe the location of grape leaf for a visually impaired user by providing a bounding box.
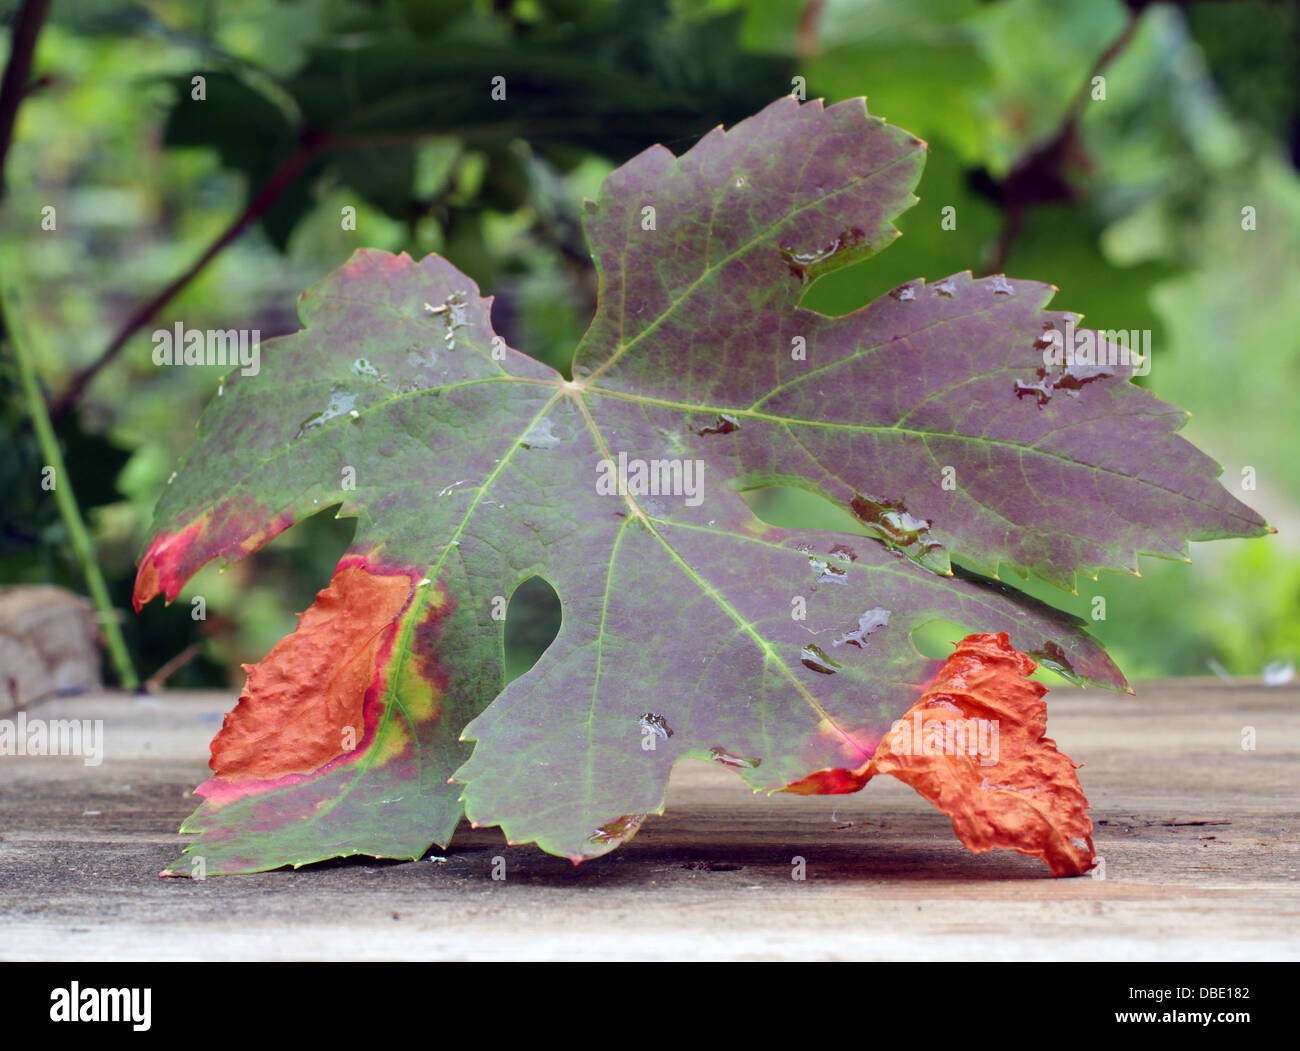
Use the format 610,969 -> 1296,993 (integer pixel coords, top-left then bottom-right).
136,97 -> 1267,876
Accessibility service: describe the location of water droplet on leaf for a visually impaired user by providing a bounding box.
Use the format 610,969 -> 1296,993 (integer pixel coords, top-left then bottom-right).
778,227 -> 866,283
638,712 -> 674,739
808,557 -> 847,584
1036,641 -> 1077,680
832,607 -> 891,648
849,494 -> 943,566
708,747 -> 761,769
694,413 -> 739,436
800,644 -> 841,674
521,416 -> 560,449
295,387 -> 358,439
1015,358 -> 1115,407
587,813 -> 647,846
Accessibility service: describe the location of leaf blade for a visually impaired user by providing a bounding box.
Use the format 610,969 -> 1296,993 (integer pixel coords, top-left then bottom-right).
137,97 -> 1267,873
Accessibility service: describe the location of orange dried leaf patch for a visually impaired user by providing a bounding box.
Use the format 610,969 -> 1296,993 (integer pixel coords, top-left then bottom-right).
871,632 -> 1096,876
784,632 -> 1095,877
209,562 -> 413,782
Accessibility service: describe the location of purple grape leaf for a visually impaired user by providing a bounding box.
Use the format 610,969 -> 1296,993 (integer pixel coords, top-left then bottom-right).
135,97 -> 1267,873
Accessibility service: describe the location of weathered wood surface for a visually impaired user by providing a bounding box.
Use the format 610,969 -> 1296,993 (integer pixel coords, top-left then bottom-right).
0,680 -> 1296,960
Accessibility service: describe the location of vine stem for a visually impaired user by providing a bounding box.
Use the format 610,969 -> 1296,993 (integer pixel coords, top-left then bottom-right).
49,116 -> 595,420
0,0 -> 136,687
0,0 -> 52,199
2,285 -> 140,690
49,137 -> 324,419
981,10 -> 1142,276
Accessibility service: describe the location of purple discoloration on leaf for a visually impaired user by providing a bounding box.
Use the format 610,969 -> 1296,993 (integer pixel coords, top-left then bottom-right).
137,97 -> 1268,873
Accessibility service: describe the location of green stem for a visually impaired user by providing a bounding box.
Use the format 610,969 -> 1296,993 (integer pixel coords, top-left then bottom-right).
2,287 -> 140,690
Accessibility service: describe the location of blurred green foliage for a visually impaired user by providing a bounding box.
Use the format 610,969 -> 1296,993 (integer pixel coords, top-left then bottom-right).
1,0 -> 1296,687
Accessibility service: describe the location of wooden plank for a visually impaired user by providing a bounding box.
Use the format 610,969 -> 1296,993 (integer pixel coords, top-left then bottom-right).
0,680 -> 1297,960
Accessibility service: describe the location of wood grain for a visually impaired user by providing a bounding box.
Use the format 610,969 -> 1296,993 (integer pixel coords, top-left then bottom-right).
0,680 -> 1296,960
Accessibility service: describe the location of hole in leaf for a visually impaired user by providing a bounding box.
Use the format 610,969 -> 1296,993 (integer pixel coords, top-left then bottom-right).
740,485 -> 865,533
504,575 -> 561,683
910,616 -> 1073,687
910,618 -> 971,660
